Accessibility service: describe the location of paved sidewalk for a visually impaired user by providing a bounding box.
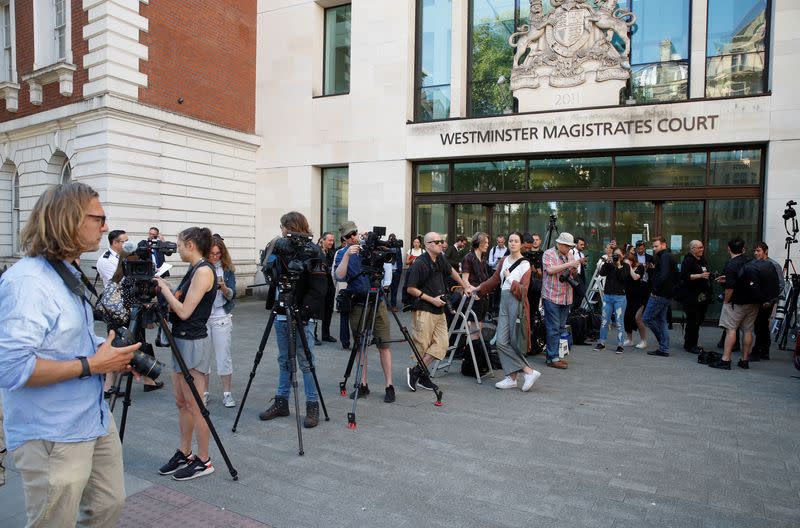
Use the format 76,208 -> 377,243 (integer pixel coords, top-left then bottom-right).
2,298 -> 799,527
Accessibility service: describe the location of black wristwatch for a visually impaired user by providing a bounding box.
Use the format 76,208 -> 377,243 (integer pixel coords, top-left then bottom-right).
76,356 -> 92,379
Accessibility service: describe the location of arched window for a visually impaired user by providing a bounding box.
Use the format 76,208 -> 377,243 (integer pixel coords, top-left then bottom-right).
60,160 -> 71,183
12,170 -> 20,254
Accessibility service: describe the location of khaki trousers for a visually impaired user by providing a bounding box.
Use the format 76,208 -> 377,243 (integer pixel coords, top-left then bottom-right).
411,310 -> 449,360
12,418 -> 126,528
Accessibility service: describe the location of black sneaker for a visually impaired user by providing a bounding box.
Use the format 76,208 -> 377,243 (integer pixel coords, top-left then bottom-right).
349,384 -> 369,399
593,343 -> 606,351
159,449 -> 193,475
172,456 -> 214,481
647,350 -> 670,357
416,371 -> 434,391
615,346 -> 624,354
384,385 -> 396,403
406,366 -> 419,392
708,358 -> 731,370
737,359 -> 750,369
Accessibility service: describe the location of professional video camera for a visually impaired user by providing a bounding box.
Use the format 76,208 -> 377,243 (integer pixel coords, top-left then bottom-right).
784,200 -> 797,221
261,232 -> 318,286
120,240 -> 177,303
360,226 -> 403,268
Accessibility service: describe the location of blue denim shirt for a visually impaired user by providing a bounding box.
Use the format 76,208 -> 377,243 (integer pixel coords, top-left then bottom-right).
0,256 -> 108,451
220,268 -> 236,314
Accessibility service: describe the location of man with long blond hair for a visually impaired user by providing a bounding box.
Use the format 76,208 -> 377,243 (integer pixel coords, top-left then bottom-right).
0,182 -> 141,527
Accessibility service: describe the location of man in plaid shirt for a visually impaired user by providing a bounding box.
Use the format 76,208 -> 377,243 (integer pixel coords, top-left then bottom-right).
542,232 -> 585,369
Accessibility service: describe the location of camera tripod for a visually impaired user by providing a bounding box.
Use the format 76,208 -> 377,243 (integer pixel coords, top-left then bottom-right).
339,267 -> 443,429
775,202 -> 800,350
110,302 -> 239,480
232,287 -> 329,456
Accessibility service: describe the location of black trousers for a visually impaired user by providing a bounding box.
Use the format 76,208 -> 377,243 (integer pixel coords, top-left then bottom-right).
754,304 -> 773,355
682,301 -> 708,350
322,279 -> 335,338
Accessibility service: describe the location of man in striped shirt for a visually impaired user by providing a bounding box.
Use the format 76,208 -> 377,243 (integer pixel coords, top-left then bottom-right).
542,232 -> 584,369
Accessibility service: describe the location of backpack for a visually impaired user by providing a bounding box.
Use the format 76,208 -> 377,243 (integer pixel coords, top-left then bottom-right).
734,257 -> 780,305
401,252 -> 449,310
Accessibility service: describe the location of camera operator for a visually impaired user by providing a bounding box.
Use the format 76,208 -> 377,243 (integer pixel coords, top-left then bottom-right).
334,221 -> 396,403
594,248 -> 639,353
643,236 -> 678,358
257,212 -> 327,427
153,227 -> 218,481
387,233 -> 404,312
541,233 -> 584,369
0,183 -> 141,526
676,240 -> 712,354
97,229 -> 128,288
406,232 -> 474,391
751,242 -> 785,361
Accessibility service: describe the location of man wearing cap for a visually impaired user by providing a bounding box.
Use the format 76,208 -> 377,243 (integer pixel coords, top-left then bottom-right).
541,233 -> 584,369
334,221 -> 396,403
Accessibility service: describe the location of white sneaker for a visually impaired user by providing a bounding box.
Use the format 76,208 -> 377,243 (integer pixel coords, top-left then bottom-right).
202,392 -> 209,406
623,339 -> 633,347
222,392 -> 236,408
521,370 -> 541,392
495,376 -> 517,389
635,341 -> 648,349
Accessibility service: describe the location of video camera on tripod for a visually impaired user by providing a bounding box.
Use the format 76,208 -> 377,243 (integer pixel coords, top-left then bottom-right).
359,227 -> 403,270
120,239 -> 177,303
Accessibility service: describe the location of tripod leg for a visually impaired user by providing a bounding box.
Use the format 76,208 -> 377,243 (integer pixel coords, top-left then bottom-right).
232,310 -> 276,432
115,373 -> 135,443
294,312 -> 329,421
158,314 -> 239,480
382,290 -> 443,406
286,310 -> 305,456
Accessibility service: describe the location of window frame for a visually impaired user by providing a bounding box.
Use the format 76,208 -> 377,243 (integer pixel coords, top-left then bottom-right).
322,3 -> 351,97
704,0 -> 771,99
320,165 -> 349,236
0,0 -> 16,84
11,170 -> 20,256
32,0 -> 72,69
414,0 -> 453,122
60,159 -> 71,184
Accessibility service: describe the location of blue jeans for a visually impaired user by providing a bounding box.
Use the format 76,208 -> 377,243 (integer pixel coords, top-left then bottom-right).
276,319 -> 318,402
599,294 -> 627,346
339,309 -> 351,347
543,298 -> 570,362
390,269 -> 402,308
643,295 -> 671,353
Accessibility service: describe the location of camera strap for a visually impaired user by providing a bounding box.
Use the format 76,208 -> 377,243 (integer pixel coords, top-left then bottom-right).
46,258 -> 102,352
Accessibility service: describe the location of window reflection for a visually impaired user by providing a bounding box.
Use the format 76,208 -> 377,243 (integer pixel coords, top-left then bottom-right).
628,0 -> 690,103
417,0 -> 452,121
706,0 -> 768,97
529,157 -> 611,190
416,203 -> 449,238
322,167 -> 348,235
416,163 -> 450,192
323,5 -> 351,95
710,149 -> 761,185
615,152 -> 706,187
469,0 -> 518,116
453,159 -> 526,192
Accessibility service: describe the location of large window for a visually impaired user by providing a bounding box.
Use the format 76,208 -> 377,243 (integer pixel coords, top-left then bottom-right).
453,159 -> 526,192
415,0 -> 452,121
323,4 -> 351,95
33,0 -> 71,68
1,1 -> 13,82
706,0 -> 768,98
628,0 -> 690,103
322,167 -> 348,235
468,0 -> 519,116
416,203 -> 449,239
529,157 -> 612,190
416,163 -> 449,192
615,152 -> 707,187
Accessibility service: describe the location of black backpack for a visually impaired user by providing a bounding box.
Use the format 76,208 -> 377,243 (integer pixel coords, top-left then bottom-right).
734,257 -> 780,305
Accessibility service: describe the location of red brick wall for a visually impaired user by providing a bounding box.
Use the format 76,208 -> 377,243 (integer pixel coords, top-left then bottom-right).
139,0 -> 256,133
0,0 -> 89,121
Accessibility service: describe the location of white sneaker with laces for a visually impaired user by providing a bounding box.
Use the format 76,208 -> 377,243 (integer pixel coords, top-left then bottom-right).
495,376 -> 517,389
222,392 -> 235,408
623,339 -> 633,347
635,341 -> 648,349
521,370 -> 541,392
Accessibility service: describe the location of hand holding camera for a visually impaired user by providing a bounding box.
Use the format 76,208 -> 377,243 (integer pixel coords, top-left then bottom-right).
92,329 -> 141,376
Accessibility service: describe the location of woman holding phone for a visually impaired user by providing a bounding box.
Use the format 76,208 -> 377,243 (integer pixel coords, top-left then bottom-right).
203,235 -> 237,407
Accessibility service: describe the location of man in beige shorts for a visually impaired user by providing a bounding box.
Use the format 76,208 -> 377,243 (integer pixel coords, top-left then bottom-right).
405,232 -> 474,391
711,237 -> 759,370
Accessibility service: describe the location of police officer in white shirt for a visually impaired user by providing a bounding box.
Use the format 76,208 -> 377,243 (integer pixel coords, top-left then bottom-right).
96,230 -> 128,288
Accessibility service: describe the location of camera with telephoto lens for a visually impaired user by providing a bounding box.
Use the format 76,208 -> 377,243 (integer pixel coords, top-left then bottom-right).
559,270 -> 580,289
360,226 -> 402,268
111,326 -> 164,380
121,239 -> 177,303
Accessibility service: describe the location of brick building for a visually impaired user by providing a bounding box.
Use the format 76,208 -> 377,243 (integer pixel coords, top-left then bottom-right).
0,0 -> 259,285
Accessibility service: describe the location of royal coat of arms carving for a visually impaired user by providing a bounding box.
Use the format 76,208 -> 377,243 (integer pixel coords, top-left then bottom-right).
509,0 -> 636,109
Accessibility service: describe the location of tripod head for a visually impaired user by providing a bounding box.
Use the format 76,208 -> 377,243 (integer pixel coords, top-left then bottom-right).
544,212 -> 559,249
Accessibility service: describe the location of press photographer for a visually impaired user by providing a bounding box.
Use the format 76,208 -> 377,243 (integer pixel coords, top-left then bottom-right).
0,183 -> 141,527
258,212 -> 328,428
152,227 -> 218,480
541,232 -> 583,369
334,221 -> 396,402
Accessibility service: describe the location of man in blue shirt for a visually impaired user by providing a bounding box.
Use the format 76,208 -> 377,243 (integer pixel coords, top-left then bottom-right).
334,221 -> 396,403
0,183 -> 141,527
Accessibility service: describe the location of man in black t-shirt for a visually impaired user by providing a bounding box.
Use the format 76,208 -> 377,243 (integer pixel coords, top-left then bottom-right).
711,237 -> 758,370
405,231 -> 473,391
679,240 -> 712,354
